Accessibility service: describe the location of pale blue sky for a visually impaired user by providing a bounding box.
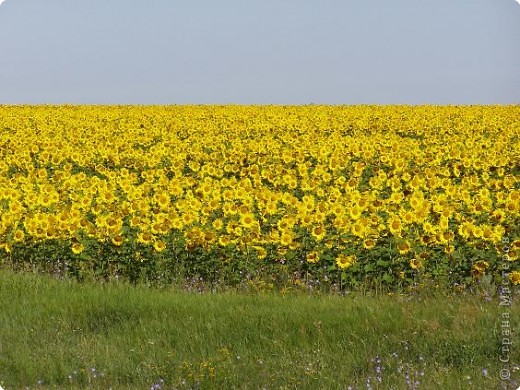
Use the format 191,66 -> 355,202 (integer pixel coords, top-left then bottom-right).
0,0 -> 518,104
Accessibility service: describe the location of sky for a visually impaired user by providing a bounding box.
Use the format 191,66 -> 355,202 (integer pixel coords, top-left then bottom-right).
0,0 -> 518,105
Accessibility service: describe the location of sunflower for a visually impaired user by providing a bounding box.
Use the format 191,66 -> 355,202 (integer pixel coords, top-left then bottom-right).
505,250 -> 518,262
471,260 -> 489,277
280,232 -> 293,246
218,235 -> 230,247
509,271 -> 520,286
212,219 -> 224,231
409,258 -> 422,270
351,222 -> 365,238
137,232 -> 153,245
300,213 -> 313,226
402,211 -> 415,225
443,245 -> 454,254
154,240 -> 166,252
438,217 -> 449,231
239,213 -> 256,229
363,238 -> 376,250
265,201 -> 278,215
420,234 -> 432,245
397,240 -> 411,255
458,222 -> 473,239
336,254 -> 356,270
314,211 -> 326,223
349,207 -> 362,220
306,251 -> 320,264
311,225 -> 327,241
71,242 -> 84,255
388,216 -> 402,236
111,235 -> 124,246
154,193 -> 170,208
13,229 -> 25,242
423,222 -> 435,234
472,226 -> 483,239
253,246 -> 267,260
482,225 -> 494,241
439,231 -> 454,244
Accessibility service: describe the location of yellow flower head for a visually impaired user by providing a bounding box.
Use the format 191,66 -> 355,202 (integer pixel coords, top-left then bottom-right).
306,251 -> 320,264
336,254 -> 356,270
509,271 -> 520,286
240,213 -> 256,229
154,240 -> 166,252
311,225 -> 326,241
137,232 -> 153,245
389,217 -> 402,236
351,222 -> 365,238
471,260 -> 489,277
505,250 -> 518,262
71,242 -> 84,255
409,258 -> 422,270
253,246 -> 267,260
111,235 -> 124,246
13,229 -> 25,242
397,240 -> 411,255
363,238 -> 376,250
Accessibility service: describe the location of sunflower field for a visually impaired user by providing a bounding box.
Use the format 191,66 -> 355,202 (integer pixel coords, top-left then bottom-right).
0,105 -> 519,291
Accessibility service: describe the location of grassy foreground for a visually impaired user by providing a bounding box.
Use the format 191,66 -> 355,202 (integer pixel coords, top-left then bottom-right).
0,271 -> 518,389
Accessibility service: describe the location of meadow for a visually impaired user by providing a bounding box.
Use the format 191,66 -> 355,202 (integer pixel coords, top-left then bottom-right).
0,270 -> 518,389
0,105 -> 519,388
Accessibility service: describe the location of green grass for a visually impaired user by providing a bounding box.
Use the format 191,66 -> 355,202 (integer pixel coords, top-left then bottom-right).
0,270 -> 518,389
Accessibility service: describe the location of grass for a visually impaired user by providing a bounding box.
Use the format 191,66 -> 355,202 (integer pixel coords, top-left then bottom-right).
0,270 -> 518,389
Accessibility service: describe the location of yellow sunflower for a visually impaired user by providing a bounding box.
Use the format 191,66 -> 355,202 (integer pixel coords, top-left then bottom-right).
306,251 -> 320,264
509,271 -> 520,286
409,258 -> 422,270
336,254 -> 356,270
71,242 -> 84,255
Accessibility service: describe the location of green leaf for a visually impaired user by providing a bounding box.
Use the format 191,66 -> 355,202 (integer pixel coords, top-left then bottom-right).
382,273 -> 395,283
